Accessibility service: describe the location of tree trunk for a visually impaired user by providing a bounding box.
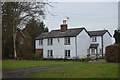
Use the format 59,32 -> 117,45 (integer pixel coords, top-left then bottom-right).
13,29 -> 17,59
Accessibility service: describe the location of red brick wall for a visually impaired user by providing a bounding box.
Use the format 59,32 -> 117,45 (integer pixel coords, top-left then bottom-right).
35,49 -> 43,56
60,24 -> 67,32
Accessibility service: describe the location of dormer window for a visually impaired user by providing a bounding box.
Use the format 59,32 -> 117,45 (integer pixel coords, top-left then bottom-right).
64,37 -> 70,45
92,36 -> 97,42
48,38 -> 53,45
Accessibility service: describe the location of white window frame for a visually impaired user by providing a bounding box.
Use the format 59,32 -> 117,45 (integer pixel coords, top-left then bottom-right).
39,40 -> 43,45
92,36 -> 97,42
91,48 -> 95,55
47,38 -> 53,45
64,37 -> 70,45
65,50 -> 70,58
47,50 -> 53,58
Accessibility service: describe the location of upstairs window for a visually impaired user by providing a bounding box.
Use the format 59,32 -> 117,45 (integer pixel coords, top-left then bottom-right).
65,50 -> 70,58
47,50 -> 53,58
92,36 -> 97,42
58,38 -> 60,42
64,37 -> 70,45
48,38 -> 53,45
39,40 -> 43,45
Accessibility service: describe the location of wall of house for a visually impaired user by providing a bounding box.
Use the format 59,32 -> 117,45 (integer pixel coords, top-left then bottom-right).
35,49 -> 43,56
90,36 -> 102,55
16,31 -> 25,44
35,40 -> 43,49
76,29 -> 90,58
43,37 -> 76,59
27,38 -> 33,46
103,32 -> 112,54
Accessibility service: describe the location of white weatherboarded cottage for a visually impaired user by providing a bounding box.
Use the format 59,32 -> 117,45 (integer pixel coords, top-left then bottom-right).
88,30 -> 112,58
35,20 -> 112,59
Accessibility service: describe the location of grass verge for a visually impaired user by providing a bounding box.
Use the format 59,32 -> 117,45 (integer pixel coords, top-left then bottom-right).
26,62 -> 119,78
2,60 -> 76,69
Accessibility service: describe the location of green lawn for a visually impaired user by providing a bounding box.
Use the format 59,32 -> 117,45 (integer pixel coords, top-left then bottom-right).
2,60 -> 75,69
2,60 -> 119,78
26,62 -> 119,78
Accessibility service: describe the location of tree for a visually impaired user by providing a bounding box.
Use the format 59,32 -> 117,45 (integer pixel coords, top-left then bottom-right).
2,2 -> 51,59
25,18 -> 49,39
113,30 -> 120,44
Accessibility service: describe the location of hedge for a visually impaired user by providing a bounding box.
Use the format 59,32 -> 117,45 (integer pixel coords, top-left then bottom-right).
105,44 -> 120,63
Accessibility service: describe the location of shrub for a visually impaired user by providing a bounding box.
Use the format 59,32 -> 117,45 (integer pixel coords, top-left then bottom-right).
105,44 -> 120,63
17,44 -> 34,60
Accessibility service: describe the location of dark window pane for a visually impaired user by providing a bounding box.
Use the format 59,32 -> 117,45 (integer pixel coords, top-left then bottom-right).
68,53 -> 70,57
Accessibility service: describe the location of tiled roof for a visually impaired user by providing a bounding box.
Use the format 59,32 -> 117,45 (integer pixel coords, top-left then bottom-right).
45,28 -> 86,38
35,29 -> 112,39
17,28 -> 32,39
35,33 -> 48,39
88,30 -> 112,37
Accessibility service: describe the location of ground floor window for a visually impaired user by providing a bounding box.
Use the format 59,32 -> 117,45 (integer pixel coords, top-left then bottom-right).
47,50 -> 53,58
91,48 -> 95,55
65,50 -> 70,58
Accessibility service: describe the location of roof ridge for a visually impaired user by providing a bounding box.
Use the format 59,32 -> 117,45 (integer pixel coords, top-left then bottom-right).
51,27 -> 85,31
88,30 -> 107,32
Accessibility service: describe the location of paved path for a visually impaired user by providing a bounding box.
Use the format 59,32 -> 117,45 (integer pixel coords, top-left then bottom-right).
2,65 -> 66,78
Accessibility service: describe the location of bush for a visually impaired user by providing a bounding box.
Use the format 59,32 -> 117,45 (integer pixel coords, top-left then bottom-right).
17,44 -> 34,60
105,44 -> 120,63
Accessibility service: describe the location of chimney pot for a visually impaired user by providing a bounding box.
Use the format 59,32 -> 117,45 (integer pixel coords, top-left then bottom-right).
60,20 -> 67,32
63,20 -> 67,24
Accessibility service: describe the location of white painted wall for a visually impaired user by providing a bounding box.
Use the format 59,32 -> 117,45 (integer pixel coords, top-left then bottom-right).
43,37 -> 76,59
76,29 -> 90,58
89,32 -> 112,56
103,32 -> 112,54
36,30 -> 112,59
35,40 -> 43,49
90,36 -> 102,55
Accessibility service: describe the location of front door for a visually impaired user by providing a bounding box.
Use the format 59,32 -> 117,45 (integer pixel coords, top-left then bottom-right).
90,48 -> 96,55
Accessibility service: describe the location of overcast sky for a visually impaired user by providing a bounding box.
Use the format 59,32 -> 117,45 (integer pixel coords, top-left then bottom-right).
44,2 -> 118,43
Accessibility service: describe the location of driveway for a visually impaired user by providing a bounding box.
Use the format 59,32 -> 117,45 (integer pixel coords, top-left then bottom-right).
2,65 -> 66,78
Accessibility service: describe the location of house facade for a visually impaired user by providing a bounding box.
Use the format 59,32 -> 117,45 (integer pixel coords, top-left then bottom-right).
35,20 -> 112,59
16,28 -> 34,59
35,33 -> 48,57
16,29 -> 33,46
88,30 -> 112,58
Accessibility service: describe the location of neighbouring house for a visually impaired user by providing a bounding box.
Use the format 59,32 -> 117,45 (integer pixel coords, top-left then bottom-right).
35,33 -> 48,57
16,28 -> 33,46
88,30 -> 112,58
35,20 -> 112,59
16,28 -> 34,59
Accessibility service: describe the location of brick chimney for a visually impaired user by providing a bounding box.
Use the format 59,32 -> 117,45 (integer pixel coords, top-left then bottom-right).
60,20 -> 67,32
